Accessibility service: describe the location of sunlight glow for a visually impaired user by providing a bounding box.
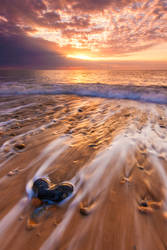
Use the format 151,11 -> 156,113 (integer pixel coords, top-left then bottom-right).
67,54 -> 115,61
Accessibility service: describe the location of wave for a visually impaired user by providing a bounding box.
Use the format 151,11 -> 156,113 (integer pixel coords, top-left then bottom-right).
0,83 -> 167,104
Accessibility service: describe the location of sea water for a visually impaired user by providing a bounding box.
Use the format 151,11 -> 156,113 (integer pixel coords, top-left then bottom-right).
0,69 -> 167,104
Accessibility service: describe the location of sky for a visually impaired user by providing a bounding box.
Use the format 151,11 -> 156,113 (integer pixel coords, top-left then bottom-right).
0,0 -> 167,69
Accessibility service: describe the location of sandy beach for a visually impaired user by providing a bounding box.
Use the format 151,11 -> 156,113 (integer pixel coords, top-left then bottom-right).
0,94 -> 167,250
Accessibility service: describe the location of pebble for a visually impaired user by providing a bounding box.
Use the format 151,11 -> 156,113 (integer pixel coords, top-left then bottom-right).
26,218 -> 38,231
88,144 -> 97,148
80,206 -> 90,216
14,143 -> 25,150
140,201 -> 148,207
78,108 -> 83,112
137,165 -> 144,170
138,206 -> 153,214
7,168 -> 19,176
80,202 -> 92,216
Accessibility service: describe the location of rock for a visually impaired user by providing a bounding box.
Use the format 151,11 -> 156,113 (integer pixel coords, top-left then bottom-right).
80,206 -> 90,216
88,144 -> 97,148
78,108 -> 83,112
160,124 -> 166,128
9,132 -> 16,136
32,178 -> 74,203
7,168 -> 19,176
26,218 -> 38,231
137,165 -> 144,170
138,206 -> 153,214
14,143 -> 25,150
140,201 -> 148,207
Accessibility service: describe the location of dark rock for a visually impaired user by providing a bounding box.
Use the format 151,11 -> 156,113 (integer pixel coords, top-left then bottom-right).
32,178 -> 74,203
88,144 -> 97,148
32,178 -> 50,194
78,108 -> 83,112
14,143 -> 25,150
140,201 -> 148,207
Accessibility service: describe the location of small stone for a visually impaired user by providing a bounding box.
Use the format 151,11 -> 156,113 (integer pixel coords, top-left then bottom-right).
78,108 -> 83,112
160,125 -> 166,128
80,207 -> 90,216
26,218 -> 38,231
7,168 -> 19,176
137,165 -> 144,170
80,202 -> 91,216
138,206 -> 153,214
14,143 -> 25,150
88,144 -> 97,148
120,176 -> 130,184
9,133 -> 16,136
140,201 -> 148,207
124,113 -> 131,117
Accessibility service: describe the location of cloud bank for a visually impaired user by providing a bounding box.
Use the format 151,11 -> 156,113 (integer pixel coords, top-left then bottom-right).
0,0 -> 166,67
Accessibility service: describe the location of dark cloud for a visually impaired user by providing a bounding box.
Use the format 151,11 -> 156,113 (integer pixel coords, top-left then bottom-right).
0,33 -> 69,68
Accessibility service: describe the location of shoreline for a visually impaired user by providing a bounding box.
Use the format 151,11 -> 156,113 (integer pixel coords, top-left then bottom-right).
0,94 -> 167,250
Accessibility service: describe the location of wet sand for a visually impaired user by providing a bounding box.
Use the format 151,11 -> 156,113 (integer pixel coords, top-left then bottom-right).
0,94 -> 167,250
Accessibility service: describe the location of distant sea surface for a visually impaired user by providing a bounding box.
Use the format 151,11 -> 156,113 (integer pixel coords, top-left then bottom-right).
0,69 -> 167,104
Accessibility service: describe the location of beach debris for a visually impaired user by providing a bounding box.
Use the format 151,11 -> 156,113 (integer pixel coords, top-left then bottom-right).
14,143 -> 25,150
32,178 -> 74,204
7,168 -> 19,176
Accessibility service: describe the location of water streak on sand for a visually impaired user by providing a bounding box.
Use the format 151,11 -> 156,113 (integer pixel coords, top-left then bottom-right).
0,197 -> 28,239
26,136 -> 69,199
0,103 -> 35,115
40,135 -> 134,250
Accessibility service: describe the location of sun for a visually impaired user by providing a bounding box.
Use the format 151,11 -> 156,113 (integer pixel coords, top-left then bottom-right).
67,54 -> 95,61
67,54 -> 117,61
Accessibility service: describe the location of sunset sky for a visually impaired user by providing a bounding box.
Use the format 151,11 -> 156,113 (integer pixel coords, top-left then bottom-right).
0,0 -> 167,69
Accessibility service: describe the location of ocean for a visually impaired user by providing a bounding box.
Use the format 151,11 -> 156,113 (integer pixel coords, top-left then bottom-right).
0,69 -> 167,104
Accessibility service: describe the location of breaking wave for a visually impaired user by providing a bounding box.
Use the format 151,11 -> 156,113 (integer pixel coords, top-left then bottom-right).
0,83 -> 167,104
